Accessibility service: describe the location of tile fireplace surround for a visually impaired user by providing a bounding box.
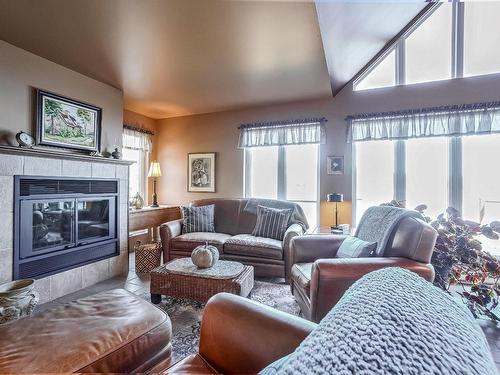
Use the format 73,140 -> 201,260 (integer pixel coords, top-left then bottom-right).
0,148 -> 130,303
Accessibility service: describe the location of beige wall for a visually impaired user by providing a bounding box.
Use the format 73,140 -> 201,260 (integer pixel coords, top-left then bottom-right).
0,41 -> 123,152
156,72 -> 500,227
123,109 -> 158,204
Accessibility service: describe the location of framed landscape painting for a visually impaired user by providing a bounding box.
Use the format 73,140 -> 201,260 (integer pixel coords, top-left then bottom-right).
188,153 -> 216,192
36,89 -> 101,152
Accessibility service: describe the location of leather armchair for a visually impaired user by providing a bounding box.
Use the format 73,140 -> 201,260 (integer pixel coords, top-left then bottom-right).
163,293 -> 317,374
290,213 -> 438,323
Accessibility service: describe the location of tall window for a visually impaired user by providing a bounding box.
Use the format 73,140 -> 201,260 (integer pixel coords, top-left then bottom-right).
244,144 -> 319,228
354,2 -> 500,91
122,127 -> 152,200
239,119 -> 325,229
350,103 -> 500,230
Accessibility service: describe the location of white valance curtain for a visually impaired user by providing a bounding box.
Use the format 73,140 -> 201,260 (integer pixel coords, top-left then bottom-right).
346,102 -> 500,143
238,118 -> 327,148
123,127 -> 152,151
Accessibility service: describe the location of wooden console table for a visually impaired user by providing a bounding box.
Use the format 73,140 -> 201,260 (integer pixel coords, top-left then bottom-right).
129,205 -> 181,242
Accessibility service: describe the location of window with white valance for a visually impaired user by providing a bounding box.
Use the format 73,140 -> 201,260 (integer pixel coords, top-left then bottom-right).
349,102 -> 500,231
238,118 -> 326,148
122,127 -> 153,200
239,118 -> 326,228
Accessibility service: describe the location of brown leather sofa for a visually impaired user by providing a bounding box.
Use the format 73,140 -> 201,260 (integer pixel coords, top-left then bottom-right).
163,292 -> 317,374
0,289 -> 172,374
160,198 -> 306,279
290,214 -> 438,322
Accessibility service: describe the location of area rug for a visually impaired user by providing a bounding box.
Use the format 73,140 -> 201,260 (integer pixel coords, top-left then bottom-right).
154,280 -> 300,362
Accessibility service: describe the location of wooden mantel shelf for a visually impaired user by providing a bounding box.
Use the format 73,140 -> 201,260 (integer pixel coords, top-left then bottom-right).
0,144 -> 134,165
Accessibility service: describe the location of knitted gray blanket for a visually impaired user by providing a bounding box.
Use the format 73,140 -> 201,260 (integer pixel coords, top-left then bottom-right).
243,198 -> 309,230
355,206 -> 423,256
278,268 -> 497,375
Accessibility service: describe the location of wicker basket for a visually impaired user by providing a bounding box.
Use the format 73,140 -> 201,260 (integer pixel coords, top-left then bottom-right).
135,242 -> 162,274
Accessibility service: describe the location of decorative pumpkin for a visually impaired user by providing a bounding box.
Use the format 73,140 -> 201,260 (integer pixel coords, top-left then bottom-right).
191,242 -> 219,268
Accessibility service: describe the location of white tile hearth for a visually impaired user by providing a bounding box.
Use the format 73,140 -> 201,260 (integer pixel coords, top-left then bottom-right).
0,176 -> 14,212
62,160 -> 92,177
50,267 -> 83,300
91,162 -> 115,178
34,277 -> 51,304
0,248 -> 12,283
82,259 -> 110,288
0,212 -> 12,250
24,156 -> 62,176
0,154 -> 23,175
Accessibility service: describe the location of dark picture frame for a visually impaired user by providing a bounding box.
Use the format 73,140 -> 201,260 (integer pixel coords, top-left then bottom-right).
36,89 -> 102,152
187,152 -> 216,192
327,155 -> 344,175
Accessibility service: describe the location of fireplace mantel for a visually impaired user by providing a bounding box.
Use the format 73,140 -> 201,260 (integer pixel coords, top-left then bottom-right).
0,145 -> 134,165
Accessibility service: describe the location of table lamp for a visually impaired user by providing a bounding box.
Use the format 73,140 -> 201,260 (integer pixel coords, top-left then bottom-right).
148,161 -> 162,208
327,193 -> 343,229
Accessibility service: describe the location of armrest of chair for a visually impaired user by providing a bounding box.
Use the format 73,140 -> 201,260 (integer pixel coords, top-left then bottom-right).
283,224 -> 304,282
309,257 -> 435,322
199,293 -> 317,374
290,234 -> 346,265
159,219 -> 183,262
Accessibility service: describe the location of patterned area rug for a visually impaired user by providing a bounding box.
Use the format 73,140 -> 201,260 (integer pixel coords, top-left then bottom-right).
154,280 -> 300,362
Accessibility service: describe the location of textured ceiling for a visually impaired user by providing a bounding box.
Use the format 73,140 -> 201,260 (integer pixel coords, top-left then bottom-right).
0,0 -> 331,119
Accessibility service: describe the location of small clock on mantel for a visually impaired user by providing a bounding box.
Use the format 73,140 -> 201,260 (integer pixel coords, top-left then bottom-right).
15,131 -> 35,148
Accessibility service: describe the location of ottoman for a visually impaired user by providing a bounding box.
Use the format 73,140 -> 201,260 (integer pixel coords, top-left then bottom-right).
0,289 -> 172,374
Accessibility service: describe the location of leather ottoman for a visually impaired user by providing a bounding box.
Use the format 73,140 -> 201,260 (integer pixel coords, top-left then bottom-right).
0,288 -> 172,374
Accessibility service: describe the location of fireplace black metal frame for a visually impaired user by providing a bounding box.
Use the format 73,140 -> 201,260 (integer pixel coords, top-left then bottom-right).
13,176 -> 120,280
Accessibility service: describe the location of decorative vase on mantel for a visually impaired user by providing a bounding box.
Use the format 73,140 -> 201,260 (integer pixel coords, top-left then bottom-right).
0,279 -> 39,324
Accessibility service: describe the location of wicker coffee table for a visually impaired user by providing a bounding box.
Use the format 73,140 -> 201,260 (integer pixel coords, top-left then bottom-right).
150,258 -> 254,304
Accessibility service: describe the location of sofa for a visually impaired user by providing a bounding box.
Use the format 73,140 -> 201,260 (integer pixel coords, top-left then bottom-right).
160,198 -> 308,279
164,268 -> 497,374
290,206 -> 438,322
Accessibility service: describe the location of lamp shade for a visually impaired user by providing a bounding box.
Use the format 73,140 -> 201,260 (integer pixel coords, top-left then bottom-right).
147,161 -> 162,178
327,193 -> 343,203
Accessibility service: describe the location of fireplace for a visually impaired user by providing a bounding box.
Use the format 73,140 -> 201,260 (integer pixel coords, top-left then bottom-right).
14,176 -> 120,279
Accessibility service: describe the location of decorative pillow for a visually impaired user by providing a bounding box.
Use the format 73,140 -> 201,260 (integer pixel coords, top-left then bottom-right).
336,236 -> 376,258
252,205 -> 292,241
182,205 -> 215,233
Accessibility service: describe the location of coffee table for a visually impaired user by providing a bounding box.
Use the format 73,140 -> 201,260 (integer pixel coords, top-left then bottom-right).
150,258 -> 254,304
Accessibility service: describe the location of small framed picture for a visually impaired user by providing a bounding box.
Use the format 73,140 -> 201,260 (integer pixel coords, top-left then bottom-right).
327,156 -> 344,175
188,153 -> 216,192
36,89 -> 101,152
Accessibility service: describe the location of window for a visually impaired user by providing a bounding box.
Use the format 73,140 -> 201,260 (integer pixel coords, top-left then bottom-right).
462,134 -> 500,223
464,2 -> 500,78
405,137 -> 449,218
355,140 -> 394,224
355,2 -> 500,91
122,128 -> 152,200
355,50 -> 396,91
245,144 -> 319,228
405,4 -> 452,85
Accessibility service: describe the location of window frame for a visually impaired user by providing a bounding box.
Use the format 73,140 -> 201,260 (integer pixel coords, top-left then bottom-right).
122,144 -> 150,201
353,2 -> 472,91
244,145 -> 320,226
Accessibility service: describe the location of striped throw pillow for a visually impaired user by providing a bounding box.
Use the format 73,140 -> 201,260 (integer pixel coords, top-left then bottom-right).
252,205 -> 292,240
182,205 -> 215,233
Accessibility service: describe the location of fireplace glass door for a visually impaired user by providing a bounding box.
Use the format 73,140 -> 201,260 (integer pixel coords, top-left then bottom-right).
21,200 -> 76,257
77,198 -> 115,244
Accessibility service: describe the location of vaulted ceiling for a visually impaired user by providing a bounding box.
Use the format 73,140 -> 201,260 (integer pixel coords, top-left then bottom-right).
0,0 -> 427,119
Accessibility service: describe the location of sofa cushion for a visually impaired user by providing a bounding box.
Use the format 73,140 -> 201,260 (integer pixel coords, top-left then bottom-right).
182,205 -> 215,233
291,263 -> 312,295
252,205 -> 292,240
224,234 -> 283,260
171,232 -> 232,252
0,289 -> 172,374
336,236 -> 376,258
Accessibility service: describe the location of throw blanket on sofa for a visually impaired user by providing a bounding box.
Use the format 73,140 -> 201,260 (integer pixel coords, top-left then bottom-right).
243,198 -> 309,230
275,268 -> 497,375
355,206 -> 423,256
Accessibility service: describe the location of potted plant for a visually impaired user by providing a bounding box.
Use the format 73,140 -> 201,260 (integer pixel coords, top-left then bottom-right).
383,201 -> 500,321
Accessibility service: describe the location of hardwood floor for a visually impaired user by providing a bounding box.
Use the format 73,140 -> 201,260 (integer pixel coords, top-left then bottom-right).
36,252 -> 500,370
